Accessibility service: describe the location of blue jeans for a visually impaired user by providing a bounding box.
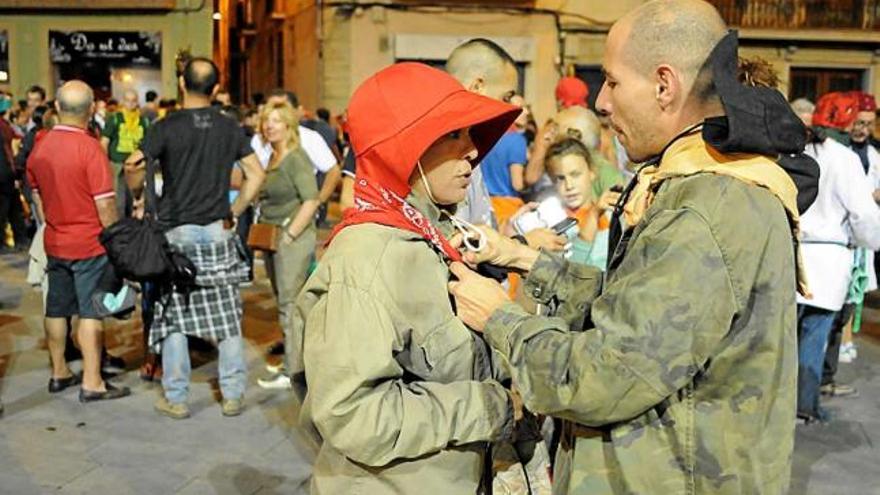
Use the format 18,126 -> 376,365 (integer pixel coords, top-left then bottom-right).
161,221 -> 246,403
161,333 -> 246,403
797,304 -> 837,419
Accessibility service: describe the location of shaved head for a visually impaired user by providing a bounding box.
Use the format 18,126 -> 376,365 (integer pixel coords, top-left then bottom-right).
595,0 -> 728,162
56,80 -> 94,118
446,38 -> 518,101
122,88 -> 139,110
182,57 -> 219,97
555,106 -> 602,149
617,0 -> 726,98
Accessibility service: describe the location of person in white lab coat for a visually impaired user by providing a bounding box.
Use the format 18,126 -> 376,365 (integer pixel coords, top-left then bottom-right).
791,98 -> 880,422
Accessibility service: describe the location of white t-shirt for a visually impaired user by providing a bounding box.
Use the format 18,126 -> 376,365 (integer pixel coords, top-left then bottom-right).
797,138 -> 880,310
250,126 -> 337,173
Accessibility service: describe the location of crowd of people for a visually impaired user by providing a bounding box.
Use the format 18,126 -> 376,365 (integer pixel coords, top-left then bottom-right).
0,0 -> 877,491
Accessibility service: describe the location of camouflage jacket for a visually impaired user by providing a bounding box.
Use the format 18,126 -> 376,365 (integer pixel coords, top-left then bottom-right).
485,172 -> 797,494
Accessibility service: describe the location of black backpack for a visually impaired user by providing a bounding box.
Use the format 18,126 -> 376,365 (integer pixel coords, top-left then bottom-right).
99,154 -> 175,281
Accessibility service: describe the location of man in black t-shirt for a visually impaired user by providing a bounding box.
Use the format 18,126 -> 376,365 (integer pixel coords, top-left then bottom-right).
124,58 -> 265,420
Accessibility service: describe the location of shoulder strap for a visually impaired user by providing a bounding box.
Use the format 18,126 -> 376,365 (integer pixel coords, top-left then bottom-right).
142,151 -> 160,221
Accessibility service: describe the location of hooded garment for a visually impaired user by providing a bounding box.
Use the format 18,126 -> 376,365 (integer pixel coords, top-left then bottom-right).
296,63 -> 521,495
327,62 -> 520,261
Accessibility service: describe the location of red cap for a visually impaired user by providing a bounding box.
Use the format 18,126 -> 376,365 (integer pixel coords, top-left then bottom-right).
555,76 -> 589,109
854,91 -> 877,112
347,62 -> 521,198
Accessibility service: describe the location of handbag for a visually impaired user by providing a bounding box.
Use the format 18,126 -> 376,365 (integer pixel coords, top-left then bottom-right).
247,222 -> 280,252
99,154 -> 173,281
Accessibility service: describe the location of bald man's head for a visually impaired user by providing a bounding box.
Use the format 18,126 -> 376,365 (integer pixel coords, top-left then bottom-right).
182,57 -> 219,97
446,38 -> 518,102
555,106 -> 602,150
122,89 -> 139,110
595,0 -> 728,162
617,0 -> 726,100
56,80 -> 94,119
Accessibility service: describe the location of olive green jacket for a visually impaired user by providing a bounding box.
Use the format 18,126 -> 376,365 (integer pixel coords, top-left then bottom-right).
296,195 -> 513,494
486,172 -> 797,494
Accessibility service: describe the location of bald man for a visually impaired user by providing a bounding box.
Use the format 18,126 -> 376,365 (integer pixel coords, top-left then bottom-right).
101,88 -> 149,215
446,38 -> 519,228
28,80 -> 130,402
448,1 -> 800,492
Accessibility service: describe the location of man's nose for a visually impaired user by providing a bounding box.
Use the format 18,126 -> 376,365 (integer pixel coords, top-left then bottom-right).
596,82 -> 612,116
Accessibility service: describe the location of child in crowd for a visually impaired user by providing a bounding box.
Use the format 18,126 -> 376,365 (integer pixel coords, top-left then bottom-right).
545,138 -> 610,269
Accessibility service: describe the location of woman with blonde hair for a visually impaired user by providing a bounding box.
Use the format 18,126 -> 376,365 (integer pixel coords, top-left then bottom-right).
254,100 -> 320,390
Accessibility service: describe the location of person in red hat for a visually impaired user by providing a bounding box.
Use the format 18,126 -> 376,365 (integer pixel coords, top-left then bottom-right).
294,62 -> 522,494
848,91 -> 880,176
555,75 -> 590,110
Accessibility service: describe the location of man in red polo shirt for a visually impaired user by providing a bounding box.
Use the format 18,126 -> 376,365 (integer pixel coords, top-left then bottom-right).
27,80 -> 130,402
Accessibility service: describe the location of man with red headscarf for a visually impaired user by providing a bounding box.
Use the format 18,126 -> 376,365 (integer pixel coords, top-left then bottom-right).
848,91 -> 880,186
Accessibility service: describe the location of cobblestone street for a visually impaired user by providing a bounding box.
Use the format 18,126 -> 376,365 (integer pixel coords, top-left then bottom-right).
1,250 -> 879,494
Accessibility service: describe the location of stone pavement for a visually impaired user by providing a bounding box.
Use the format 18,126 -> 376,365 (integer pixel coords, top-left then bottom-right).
0,252 -> 316,494
1,249 -> 879,494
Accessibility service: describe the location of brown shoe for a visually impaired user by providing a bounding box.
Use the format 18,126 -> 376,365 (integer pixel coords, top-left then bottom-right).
221,398 -> 244,417
154,397 -> 190,419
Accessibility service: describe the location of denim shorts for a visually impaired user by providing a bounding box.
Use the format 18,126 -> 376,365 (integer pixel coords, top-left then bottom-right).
45,254 -> 108,319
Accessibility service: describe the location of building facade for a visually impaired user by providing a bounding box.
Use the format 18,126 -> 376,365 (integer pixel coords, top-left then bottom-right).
219,0 -> 880,123
0,0 -> 212,102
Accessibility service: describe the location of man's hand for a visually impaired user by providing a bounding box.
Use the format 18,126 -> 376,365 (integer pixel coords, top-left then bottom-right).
873,188 -> 880,204
536,120 -> 558,148
597,189 -> 622,212
524,228 -> 567,252
456,224 -> 539,272
448,262 -> 510,332
509,387 -> 524,422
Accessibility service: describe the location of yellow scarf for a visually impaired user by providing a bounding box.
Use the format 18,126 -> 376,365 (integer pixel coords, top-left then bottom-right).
623,131 -> 810,296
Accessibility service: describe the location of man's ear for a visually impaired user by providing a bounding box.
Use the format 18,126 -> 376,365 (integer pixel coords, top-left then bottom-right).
178,75 -> 186,94
468,77 -> 486,95
655,65 -> 679,110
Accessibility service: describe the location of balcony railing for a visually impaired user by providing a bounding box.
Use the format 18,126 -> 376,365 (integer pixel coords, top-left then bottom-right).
709,0 -> 880,30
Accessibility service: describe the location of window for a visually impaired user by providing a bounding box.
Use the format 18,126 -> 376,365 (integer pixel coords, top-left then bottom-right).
274,29 -> 284,87
789,67 -> 866,103
574,65 -> 605,112
0,30 -> 8,83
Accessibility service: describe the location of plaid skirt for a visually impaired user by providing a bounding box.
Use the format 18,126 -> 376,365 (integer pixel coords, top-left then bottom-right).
149,236 -> 249,350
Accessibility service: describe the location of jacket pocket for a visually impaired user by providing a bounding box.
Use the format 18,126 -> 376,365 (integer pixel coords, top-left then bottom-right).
414,318 -> 474,381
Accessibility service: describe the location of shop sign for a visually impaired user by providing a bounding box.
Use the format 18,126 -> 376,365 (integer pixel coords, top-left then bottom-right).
50,31 -> 161,66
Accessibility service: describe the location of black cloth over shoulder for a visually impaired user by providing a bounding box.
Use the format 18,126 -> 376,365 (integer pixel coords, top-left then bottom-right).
702,30 -> 819,215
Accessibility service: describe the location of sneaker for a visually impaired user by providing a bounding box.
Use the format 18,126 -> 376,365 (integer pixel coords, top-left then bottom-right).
79,382 -> 131,403
257,374 -> 292,390
221,398 -> 244,417
154,397 -> 190,419
820,383 -> 858,397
